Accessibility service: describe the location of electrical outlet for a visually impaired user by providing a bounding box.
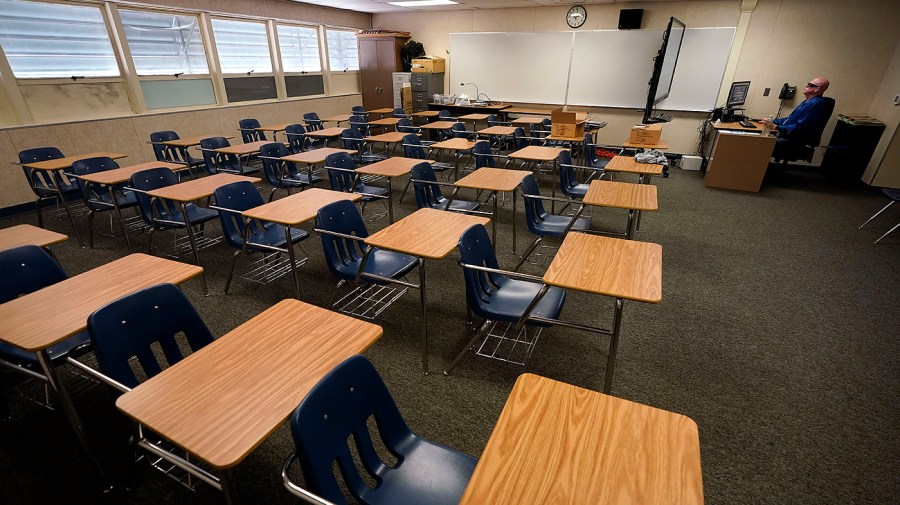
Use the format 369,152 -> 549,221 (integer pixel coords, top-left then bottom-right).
763,87 -> 770,97
894,94 -> 900,106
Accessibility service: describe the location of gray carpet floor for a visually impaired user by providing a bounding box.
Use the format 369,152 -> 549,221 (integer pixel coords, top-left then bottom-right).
1,166 -> 898,504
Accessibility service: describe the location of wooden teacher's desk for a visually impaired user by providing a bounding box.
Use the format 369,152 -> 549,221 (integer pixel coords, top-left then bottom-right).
705,124 -> 776,192
117,299 -> 383,502
459,373 -> 703,505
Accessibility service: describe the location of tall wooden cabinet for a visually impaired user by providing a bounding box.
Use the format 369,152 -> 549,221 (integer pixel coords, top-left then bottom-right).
356,33 -> 409,111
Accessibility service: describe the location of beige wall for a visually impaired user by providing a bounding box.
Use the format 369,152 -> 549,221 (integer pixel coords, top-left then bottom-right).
374,0 -> 900,176
864,38 -> 900,187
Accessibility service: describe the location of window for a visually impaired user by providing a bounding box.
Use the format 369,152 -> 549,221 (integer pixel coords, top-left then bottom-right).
277,24 -> 320,73
326,29 -> 358,71
119,10 -> 209,76
211,19 -> 271,74
0,0 -> 119,78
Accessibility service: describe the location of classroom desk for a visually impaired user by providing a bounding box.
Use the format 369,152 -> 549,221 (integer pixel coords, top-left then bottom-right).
429,138 -> 477,179
242,188 -> 362,299
623,140 -> 670,150
213,140 -> 273,175
509,145 -> 568,210
254,123 -> 294,141
305,127 -> 346,148
354,157 -> 428,223
543,232 -> 662,392
0,224 -> 67,253
21,151 -> 128,247
161,135 -> 234,148
368,117 -> 402,133
411,110 -> 440,124
704,128 -> 775,192
418,120 -> 459,141
427,102 -> 509,116
459,373 -> 703,505
0,253 -> 202,490
573,179 -> 659,240
366,107 -> 395,118
364,131 -> 408,157
459,113 -> 490,130
510,116 -> 546,135
364,208 -> 490,373
147,173 -> 260,294
478,125 -> 518,150
321,113 -> 351,125
75,161 -> 186,252
448,167 -> 528,252
116,298 -> 383,503
281,147 -> 356,184
604,155 -> 664,184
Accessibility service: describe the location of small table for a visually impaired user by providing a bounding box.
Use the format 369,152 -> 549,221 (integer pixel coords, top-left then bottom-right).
255,124 -> 294,141
603,155 -> 664,184
364,131 -> 409,157
511,116 -> 546,135
281,147 -> 357,184
575,179 -> 658,239
0,253 -> 203,489
367,107 -> 395,118
147,173 -> 261,294
459,113 -> 490,130
0,224 -> 67,257
429,138 -> 477,179
419,120 -> 459,141
364,208 -> 490,373
449,167 -> 528,252
160,135 -> 234,148
321,113 -> 351,125
411,110 -> 440,123
214,140 -> 275,174
368,117 -> 402,133
459,373 -> 703,505
305,127 -> 346,148
355,157 -> 429,223
509,146 -> 568,210
240,188 -> 362,299
116,299 -> 383,503
543,232 -> 662,392
21,152 -> 128,247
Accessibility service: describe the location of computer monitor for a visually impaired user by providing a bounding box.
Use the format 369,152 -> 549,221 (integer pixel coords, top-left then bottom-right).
726,81 -> 751,108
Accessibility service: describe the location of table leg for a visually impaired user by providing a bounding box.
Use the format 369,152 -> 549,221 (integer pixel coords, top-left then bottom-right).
285,226 -> 302,299
625,209 -> 637,239
635,174 -> 650,231
385,176 -> 394,224
511,187 -> 518,253
551,157 -> 559,214
418,258 -> 429,375
180,202 -> 209,296
603,298 -> 625,394
36,350 -> 113,491
221,467 -> 240,505
53,171 -> 85,247
107,185 -> 133,253
491,191 -> 498,253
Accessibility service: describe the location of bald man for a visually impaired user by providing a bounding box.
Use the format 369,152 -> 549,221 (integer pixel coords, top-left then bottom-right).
768,76 -> 833,160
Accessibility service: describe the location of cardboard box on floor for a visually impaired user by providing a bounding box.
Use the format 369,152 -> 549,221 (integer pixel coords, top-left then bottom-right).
628,124 -> 663,145
411,56 -> 445,73
401,85 -> 413,114
550,108 -> 585,138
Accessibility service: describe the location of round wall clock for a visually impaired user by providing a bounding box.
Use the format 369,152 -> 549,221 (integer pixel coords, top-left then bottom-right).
567,5 -> 587,29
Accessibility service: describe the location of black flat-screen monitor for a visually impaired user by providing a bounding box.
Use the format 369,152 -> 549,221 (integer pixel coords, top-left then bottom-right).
642,16 -> 686,124
726,81 -> 751,107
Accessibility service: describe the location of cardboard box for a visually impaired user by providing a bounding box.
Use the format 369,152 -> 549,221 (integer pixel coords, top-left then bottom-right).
411,56 -> 446,73
550,108 -> 585,138
401,85 -> 413,114
628,124 -> 663,145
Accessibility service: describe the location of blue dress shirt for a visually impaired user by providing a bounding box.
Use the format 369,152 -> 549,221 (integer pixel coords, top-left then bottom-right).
773,95 -> 830,144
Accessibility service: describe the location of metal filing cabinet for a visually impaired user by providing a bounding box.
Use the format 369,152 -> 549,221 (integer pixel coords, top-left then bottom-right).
410,72 -> 444,112
392,72 -> 411,109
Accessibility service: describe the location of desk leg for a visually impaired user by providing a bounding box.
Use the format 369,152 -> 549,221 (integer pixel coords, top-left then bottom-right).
107,186 -> 133,253
491,191 -> 498,253
635,174 -> 650,231
222,467 -> 240,505
53,171 -> 85,247
603,298 -> 625,394
180,202 -> 209,296
36,350 -> 113,491
625,209 -> 637,239
385,176 -> 394,224
511,188 -> 518,254
418,258 -> 429,375
285,226 -> 302,299
551,157 -> 559,214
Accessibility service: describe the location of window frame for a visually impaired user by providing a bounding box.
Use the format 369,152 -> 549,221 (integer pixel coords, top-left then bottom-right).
324,28 -> 360,73
116,7 -> 211,78
210,16 -> 276,76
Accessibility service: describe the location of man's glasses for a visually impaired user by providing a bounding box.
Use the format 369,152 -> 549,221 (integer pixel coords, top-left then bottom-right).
805,83 -> 821,88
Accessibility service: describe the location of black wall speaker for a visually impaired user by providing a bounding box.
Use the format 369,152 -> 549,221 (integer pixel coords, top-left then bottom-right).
618,9 -> 643,30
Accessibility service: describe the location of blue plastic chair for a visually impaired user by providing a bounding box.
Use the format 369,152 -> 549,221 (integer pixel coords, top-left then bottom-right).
341,127 -> 384,164
283,355 -> 477,505
449,122 -> 477,140
445,224 -> 566,374
324,152 -> 388,216
17,147 -> 79,230
130,167 -> 219,254
411,162 -> 480,213
557,149 -> 609,202
199,137 -> 258,176
238,118 -> 266,143
391,107 -> 409,119
583,133 -> 622,171
315,199 -> 417,294
517,174 -> 591,270
303,112 -> 324,131
437,109 -> 457,121
212,181 -> 309,294
396,118 -> 420,135
284,123 -> 313,153
149,131 -> 203,175
0,245 -> 92,412
348,114 -> 372,137
259,142 -> 322,201
71,156 -> 139,248
402,133 -> 452,176
351,105 -> 368,121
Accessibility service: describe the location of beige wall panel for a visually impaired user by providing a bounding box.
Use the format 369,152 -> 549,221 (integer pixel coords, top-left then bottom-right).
474,8 -> 537,32
20,83 -> 134,124
865,39 -> 900,187
0,130 -> 34,208
137,0 -> 370,28
330,73 -> 361,95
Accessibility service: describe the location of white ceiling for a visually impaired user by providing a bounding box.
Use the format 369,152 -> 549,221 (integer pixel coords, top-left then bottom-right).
291,0 -> 684,15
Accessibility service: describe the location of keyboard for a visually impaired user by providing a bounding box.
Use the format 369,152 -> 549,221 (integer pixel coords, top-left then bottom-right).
739,120 -> 755,128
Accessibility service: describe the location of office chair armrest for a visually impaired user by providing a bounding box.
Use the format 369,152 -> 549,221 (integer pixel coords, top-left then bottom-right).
282,453 -> 339,505
459,260 -> 547,283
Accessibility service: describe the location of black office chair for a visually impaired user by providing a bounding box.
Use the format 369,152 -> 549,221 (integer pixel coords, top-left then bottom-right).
770,97 -> 836,182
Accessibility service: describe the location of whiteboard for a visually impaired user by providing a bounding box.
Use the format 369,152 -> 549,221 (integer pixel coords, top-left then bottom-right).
449,27 -> 735,112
